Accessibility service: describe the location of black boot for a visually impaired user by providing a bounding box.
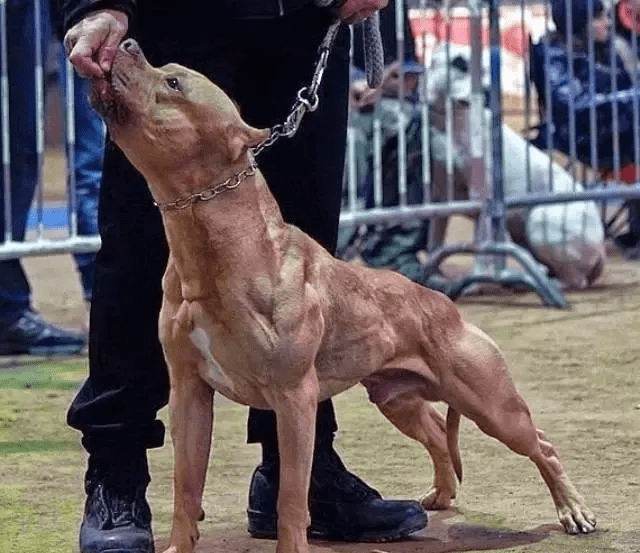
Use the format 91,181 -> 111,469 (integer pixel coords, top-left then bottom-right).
247,440 -> 427,542
79,453 -> 154,553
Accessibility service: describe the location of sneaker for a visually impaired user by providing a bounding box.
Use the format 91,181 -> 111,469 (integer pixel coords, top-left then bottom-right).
247,442 -> 427,542
79,454 -> 154,553
0,310 -> 86,356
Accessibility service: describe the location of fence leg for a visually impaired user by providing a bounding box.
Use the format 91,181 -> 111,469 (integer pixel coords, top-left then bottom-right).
424,242 -> 568,308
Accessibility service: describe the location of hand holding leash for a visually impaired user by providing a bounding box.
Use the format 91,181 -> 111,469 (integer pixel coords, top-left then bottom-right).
253,2 -> 386,155
316,0 -> 386,88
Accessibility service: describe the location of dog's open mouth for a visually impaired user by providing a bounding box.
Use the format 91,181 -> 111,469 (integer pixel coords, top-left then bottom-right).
90,70 -> 131,126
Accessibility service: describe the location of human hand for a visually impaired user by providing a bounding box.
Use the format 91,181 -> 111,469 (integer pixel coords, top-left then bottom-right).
64,9 -> 129,79
335,0 -> 388,24
349,78 -> 382,109
350,62 -> 419,109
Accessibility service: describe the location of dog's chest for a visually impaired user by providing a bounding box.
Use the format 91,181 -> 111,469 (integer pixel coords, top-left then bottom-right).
188,327 -> 237,393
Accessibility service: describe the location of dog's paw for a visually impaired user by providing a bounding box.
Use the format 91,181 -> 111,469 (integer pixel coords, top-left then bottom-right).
558,503 -> 597,534
162,543 -> 196,553
162,524 -> 199,553
420,488 -> 454,510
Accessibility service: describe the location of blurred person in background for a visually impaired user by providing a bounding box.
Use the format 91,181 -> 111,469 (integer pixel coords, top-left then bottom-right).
613,0 -> 640,258
50,0 -> 103,324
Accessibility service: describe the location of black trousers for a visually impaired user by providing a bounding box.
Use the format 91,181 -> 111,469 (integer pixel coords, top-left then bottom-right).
67,6 -> 350,455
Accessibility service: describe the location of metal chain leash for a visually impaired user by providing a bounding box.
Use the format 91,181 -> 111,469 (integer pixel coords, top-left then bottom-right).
154,160 -> 257,212
251,7 -> 384,158
251,21 -> 341,158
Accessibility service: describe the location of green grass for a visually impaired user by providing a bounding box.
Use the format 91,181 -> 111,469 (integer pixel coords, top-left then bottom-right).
0,359 -> 85,553
0,487 -> 79,552
0,439 -> 78,454
0,360 -> 86,391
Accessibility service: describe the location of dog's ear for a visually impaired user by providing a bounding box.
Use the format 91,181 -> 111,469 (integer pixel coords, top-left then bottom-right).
226,122 -> 270,162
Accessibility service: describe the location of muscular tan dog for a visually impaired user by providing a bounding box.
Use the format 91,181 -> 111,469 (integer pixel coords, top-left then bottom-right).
92,38 -> 596,553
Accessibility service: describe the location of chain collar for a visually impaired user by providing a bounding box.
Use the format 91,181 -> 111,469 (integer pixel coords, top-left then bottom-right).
154,158 -> 257,212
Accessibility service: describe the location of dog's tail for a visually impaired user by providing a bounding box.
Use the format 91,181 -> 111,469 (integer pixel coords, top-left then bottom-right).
446,407 -> 463,483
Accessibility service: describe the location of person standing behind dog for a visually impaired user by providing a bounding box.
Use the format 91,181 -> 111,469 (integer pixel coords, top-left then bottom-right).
0,0 -> 89,355
60,1 -> 428,552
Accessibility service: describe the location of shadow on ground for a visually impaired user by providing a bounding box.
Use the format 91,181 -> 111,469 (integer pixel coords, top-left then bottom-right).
156,511 -> 556,553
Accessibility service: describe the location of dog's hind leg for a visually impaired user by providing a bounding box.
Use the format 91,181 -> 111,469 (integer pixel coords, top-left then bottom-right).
373,391 -> 459,510
527,428 -> 596,534
447,323 -> 596,534
164,370 -> 214,553
464,391 -> 596,533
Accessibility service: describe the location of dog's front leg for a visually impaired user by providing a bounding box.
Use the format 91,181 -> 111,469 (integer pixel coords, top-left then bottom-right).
164,369 -> 214,553
270,370 -> 319,553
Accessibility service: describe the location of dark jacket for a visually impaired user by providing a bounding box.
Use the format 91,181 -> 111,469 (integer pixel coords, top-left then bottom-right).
530,31 -> 640,169
550,0 -> 603,38
57,0 -> 315,36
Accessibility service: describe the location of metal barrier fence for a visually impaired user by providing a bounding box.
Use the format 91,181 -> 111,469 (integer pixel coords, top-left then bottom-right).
3,0 -> 640,308
0,0 -> 100,262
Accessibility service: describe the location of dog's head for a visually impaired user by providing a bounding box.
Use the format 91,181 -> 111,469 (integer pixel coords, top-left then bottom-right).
91,39 -> 268,182
427,43 -> 491,107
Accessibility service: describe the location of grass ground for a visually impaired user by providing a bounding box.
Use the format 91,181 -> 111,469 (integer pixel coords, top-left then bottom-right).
0,246 -> 638,553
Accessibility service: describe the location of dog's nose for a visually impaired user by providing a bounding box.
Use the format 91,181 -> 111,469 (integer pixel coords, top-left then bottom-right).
121,38 -> 141,56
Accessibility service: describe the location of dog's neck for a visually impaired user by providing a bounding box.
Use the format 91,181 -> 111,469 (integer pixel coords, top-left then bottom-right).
143,152 -> 250,208
153,157 -> 257,212
151,153 -> 290,301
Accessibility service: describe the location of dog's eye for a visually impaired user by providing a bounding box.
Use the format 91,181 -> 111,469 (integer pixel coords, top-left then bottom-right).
166,77 -> 182,92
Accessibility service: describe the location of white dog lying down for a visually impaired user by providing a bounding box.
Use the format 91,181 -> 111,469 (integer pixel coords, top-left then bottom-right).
426,43 -> 606,289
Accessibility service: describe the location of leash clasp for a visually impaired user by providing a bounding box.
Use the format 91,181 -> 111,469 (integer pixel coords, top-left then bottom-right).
250,21 -> 340,158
